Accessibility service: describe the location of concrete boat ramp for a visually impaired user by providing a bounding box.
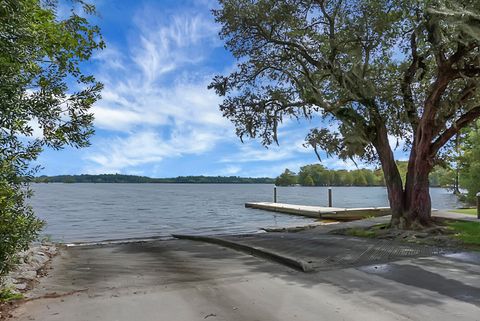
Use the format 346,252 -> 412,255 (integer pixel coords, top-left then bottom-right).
245,202 -> 391,220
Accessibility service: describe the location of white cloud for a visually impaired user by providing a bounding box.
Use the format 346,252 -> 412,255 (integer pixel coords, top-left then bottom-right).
220,132 -> 311,163
241,160 -> 306,178
131,13 -> 219,82
85,7 -> 231,173
86,127 -> 222,173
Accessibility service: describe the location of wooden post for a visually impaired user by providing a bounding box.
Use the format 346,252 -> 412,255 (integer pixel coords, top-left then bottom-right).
328,187 -> 332,207
477,192 -> 480,219
274,187 -> 277,203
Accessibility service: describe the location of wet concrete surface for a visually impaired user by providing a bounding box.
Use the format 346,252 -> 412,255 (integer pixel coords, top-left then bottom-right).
359,260 -> 480,306
203,232 -> 451,271
12,238 -> 480,321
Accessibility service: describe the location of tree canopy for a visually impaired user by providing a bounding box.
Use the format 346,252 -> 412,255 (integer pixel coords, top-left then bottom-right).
1,0 -> 104,163
0,0 -> 103,277
459,121 -> 480,203
210,0 -> 480,228
275,169 -> 298,186
276,162 -> 452,187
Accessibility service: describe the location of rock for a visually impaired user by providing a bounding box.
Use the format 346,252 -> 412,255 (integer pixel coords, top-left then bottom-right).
2,243 -> 58,297
40,245 -> 57,256
12,270 -> 37,281
413,232 -> 429,238
2,276 -> 15,288
14,283 -> 27,290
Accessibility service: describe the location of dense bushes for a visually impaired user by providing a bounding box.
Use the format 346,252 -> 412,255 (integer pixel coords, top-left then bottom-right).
0,162 -> 43,277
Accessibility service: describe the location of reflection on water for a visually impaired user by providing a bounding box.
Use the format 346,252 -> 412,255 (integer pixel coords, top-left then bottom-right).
29,184 -> 462,243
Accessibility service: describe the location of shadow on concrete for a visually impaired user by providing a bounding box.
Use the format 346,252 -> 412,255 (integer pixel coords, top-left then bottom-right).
43,237 -> 480,309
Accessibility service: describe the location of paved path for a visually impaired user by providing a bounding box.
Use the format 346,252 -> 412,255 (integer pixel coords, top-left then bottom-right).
12,236 -> 480,321
435,210 -> 479,221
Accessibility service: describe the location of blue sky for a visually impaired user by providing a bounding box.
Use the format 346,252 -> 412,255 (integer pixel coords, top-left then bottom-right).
36,0 -> 403,178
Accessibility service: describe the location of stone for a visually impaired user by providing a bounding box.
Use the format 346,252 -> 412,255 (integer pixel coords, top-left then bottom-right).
13,270 -> 37,281
14,283 -> 27,290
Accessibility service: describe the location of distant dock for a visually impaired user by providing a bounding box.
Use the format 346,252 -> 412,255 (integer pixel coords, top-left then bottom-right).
245,202 -> 391,220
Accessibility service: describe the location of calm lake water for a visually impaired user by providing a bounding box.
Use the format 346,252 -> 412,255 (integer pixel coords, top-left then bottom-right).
30,184 -> 462,243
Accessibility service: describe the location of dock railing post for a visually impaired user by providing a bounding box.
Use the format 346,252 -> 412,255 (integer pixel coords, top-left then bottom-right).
328,187 -> 332,207
477,192 -> 480,219
274,186 -> 277,203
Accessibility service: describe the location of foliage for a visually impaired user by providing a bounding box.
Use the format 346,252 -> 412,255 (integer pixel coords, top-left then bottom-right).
276,162 -> 452,187
458,122 -> 480,203
0,0 -> 104,156
275,169 -> 298,186
210,0 -> 480,225
448,221 -> 480,245
0,287 -> 24,302
429,166 -> 456,189
0,161 -> 44,277
0,0 -> 103,278
34,174 -> 276,184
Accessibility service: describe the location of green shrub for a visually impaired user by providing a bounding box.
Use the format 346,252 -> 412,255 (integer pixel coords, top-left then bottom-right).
0,162 -> 44,278
0,288 -> 24,302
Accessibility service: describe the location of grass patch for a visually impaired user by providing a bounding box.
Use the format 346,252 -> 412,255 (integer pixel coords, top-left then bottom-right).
343,224 -> 389,238
345,228 -> 377,238
448,221 -> 480,245
0,288 -> 23,302
451,208 -> 478,216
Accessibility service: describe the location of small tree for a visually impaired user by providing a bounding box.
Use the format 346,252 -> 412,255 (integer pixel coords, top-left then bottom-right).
0,0 -> 104,277
210,0 -> 480,228
275,169 -> 297,186
459,121 -> 480,203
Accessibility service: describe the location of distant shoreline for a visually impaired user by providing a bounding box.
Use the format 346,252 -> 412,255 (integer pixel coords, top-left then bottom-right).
33,174 -> 275,184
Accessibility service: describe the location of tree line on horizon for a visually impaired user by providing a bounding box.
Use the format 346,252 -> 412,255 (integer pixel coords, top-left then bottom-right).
33,174 -> 275,184
275,162 -> 454,188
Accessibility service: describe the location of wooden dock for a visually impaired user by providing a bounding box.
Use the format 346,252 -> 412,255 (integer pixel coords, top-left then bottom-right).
245,202 -> 391,221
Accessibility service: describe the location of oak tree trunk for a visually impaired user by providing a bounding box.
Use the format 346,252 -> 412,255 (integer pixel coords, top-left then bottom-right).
374,123 -> 434,229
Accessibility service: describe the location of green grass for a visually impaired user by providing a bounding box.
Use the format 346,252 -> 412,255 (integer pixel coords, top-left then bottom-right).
451,208 -> 478,216
448,221 -> 480,245
345,228 -> 377,238
0,288 -> 23,302
344,224 -> 388,238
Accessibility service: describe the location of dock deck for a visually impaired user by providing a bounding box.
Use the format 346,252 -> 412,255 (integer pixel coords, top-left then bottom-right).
245,202 -> 391,220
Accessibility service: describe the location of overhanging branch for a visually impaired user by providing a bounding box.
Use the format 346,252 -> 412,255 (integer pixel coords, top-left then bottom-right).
430,105 -> 480,154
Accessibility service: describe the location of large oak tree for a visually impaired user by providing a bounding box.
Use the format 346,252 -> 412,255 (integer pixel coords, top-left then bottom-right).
210,0 -> 480,228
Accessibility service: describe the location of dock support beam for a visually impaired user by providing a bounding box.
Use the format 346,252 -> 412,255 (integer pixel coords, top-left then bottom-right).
328,188 -> 332,207
477,192 -> 480,219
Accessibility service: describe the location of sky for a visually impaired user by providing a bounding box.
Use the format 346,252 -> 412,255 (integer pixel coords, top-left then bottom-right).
35,0 -> 403,178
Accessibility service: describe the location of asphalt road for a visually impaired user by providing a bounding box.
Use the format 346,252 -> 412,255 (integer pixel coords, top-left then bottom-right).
12,238 -> 480,321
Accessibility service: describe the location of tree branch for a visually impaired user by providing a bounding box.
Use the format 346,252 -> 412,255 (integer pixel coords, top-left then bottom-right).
401,30 -> 421,131
430,105 -> 480,154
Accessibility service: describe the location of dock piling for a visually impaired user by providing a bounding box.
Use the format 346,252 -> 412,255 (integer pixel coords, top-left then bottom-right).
477,192 -> 480,219
274,187 -> 277,203
328,187 -> 332,207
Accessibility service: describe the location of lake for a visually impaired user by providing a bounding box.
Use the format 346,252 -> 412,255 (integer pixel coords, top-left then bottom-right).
30,184 -> 462,243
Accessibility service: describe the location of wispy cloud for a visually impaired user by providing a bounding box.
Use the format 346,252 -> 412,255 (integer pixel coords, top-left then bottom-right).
85,5 -> 231,173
